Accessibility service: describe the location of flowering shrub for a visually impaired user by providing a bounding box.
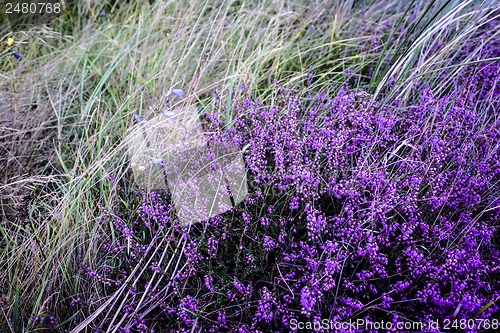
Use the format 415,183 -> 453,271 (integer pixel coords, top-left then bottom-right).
79,43 -> 499,333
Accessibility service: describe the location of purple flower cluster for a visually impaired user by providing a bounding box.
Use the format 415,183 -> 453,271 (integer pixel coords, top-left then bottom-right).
29,315 -> 56,332
165,59 -> 497,331
78,42 -> 499,333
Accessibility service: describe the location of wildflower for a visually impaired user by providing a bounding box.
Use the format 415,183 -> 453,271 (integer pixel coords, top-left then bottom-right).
179,296 -> 198,326
70,297 -> 81,307
7,37 -> 14,47
12,52 -> 21,60
300,286 -> 316,313
133,114 -> 142,122
256,287 -> 275,323
262,235 -> 276,251
99,11 -> 106,17
171,88 -> 185,98
289,196 -> 300,210
149,262 -> 161,273
204,275 -> 215,292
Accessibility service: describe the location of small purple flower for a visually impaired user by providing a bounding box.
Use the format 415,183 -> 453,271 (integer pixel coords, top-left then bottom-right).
122,304 -> 134,314
233,280 -> 245,294
262,235 -> 276,251
149,263 -> 161,273
171,88 -> 185,98
300,286 -> 316,313
289,196 -> 300,210
12,52 -> 21,60
204,275 -> 215,292
70,297 -> 81,307
133,114 -> 142,122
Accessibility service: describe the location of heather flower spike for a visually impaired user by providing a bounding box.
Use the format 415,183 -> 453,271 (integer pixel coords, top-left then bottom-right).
171,88 -> 185,98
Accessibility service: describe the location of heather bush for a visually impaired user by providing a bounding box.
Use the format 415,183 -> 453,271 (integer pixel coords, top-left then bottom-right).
75,40 -> 499,332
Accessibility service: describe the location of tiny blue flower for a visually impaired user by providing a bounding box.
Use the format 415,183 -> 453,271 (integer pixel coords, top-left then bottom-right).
162,110 -> 176,118
134,114 -> 142,122
12,52 -> 21,60
99,11 -> 106,17
171,88 -> 185,98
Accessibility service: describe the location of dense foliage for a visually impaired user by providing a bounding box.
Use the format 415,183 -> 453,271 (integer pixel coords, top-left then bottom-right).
3,2 -> 499,333
67,41 -> 500,333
